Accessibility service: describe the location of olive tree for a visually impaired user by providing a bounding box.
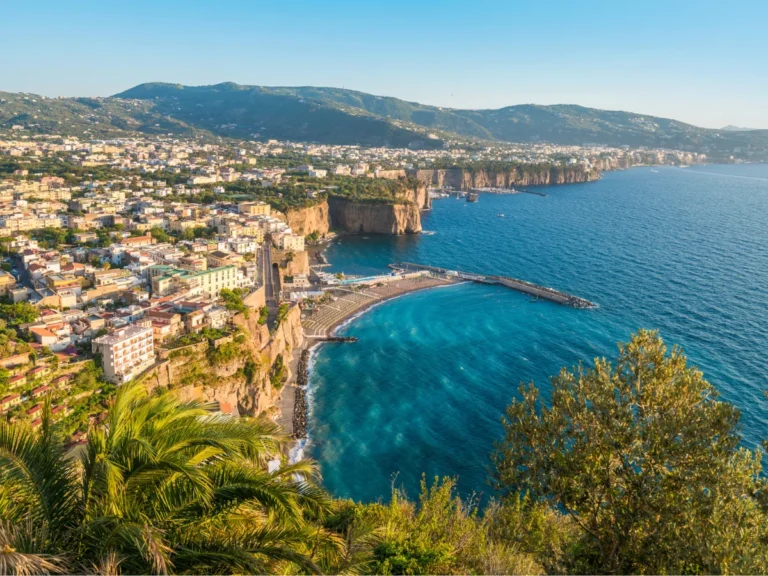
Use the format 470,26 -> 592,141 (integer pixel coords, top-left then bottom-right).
493,330 -> 768,574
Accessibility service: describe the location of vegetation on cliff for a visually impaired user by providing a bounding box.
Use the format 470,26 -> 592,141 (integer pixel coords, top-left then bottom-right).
2,330 -> 767,574
219,288 -> 250,318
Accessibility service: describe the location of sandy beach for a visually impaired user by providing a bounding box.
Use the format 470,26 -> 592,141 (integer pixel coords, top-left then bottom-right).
302,274 -> 457,338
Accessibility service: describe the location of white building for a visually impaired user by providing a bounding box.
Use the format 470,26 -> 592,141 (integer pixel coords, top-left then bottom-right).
278,233 -> 305,252
92,323 -> 155,384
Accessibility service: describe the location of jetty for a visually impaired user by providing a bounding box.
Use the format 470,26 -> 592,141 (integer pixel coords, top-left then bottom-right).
392,262 -> 596,308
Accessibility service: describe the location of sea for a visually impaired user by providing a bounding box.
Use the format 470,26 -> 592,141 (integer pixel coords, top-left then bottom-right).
307,164 -> 768,503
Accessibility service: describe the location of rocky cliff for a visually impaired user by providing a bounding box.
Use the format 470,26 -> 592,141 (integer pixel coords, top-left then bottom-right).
143,305 -> 304,418
328,197 -> 422,234
283,182 -> 428,236
410,166 -> 600,189
282,202 -> 330,236
404,182 -> 431,210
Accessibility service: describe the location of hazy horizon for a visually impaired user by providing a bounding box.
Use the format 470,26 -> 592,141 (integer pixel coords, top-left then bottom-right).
2,0 -> 766,130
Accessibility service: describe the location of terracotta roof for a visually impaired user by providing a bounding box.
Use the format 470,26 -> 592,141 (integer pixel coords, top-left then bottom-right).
30,327 -> 57,339
121,235 -> 152,245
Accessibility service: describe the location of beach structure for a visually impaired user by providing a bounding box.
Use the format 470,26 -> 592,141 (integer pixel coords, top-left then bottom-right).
392,262 -> 596,308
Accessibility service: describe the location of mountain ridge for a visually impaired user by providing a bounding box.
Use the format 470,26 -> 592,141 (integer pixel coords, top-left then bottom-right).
1,82 -> 766,160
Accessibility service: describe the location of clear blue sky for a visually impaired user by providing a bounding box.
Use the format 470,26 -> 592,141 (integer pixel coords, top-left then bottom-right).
3,0 -> 766,128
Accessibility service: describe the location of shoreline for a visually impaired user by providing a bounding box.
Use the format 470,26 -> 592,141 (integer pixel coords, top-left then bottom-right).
277,274 -> 460,453
325,279 -> 460,337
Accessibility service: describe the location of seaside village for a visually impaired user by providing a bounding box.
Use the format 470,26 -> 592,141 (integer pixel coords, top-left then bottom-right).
0,133 -> 707,449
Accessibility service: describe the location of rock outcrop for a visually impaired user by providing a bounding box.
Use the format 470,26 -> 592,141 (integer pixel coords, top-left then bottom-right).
282,202 -> 330,236
410,166 -> 600,189
328,197 -> 422,234
403,182 -> 431,210
283,181 -> 428,236
144,305 -> 304,418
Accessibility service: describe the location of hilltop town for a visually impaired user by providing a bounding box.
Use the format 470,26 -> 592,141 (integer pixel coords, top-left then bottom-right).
0,133 -> 706,445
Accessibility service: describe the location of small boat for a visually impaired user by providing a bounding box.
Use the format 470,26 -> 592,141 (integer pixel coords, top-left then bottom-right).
466,192 -> 479,203
498,213 -> 505,218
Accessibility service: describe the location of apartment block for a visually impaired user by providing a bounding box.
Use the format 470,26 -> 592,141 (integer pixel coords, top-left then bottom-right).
92,323 -> 155,384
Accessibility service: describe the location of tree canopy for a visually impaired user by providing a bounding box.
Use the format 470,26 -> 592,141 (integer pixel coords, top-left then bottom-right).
492,330 -> 768,574
2,331 -> 768,575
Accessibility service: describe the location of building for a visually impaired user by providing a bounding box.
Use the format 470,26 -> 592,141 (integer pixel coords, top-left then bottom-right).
0,270 -> 17,296
278,233 -> 305,252
179,266 -> 238,299
146,310 -> 182,343
29,326 -> 57,347
150,265 -> 239,299
206,250 -> 243,269
120,235 -> 153,248
92,323 -> 155,384
0,394 -> 21,413
238,201 -> 271,217
228,237 -> 257,255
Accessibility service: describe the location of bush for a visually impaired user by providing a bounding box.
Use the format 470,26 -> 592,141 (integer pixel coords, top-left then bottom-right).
268,354 -> 286,390
220,288 -> 249,318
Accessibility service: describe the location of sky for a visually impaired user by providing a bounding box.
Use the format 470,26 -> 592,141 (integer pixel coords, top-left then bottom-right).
2,0 -> 766,128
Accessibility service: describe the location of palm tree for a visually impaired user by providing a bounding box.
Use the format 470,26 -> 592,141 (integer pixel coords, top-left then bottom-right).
0,383 -> 344,574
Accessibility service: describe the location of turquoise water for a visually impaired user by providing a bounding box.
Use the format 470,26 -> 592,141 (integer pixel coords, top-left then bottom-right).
308,164 -> 768,503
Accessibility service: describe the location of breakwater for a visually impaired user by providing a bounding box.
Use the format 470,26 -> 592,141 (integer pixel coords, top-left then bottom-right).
393,262 -> 596,308
292,349 -> 310,439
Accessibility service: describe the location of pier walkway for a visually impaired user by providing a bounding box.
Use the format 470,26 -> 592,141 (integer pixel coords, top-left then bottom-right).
392,262 -> 596,308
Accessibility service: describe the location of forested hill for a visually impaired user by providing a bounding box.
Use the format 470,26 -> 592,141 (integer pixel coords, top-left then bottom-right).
1,82 -> 767,159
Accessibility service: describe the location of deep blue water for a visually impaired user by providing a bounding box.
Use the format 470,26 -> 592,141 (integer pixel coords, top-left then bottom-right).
308,164 -> 768,503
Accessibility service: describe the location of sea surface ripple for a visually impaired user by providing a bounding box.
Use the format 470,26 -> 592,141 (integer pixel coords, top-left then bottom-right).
308,164 -> 768,502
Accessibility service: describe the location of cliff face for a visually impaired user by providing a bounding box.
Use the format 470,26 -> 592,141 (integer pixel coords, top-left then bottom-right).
404,182 -> 431,210
283,202 -> 330,236
145,305 -> 304,418
410,166 -> 600,189
284,182 -> 428,236
328,197 -> 422,234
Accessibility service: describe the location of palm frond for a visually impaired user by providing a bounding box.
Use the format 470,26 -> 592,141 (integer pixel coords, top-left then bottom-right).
0,520 -> 67,575
0,421 -> 80,537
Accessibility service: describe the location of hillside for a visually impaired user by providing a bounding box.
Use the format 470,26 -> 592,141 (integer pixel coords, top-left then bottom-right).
2,82 -> 767,159
275,86 -> 768,156
0,91 -> 202,138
